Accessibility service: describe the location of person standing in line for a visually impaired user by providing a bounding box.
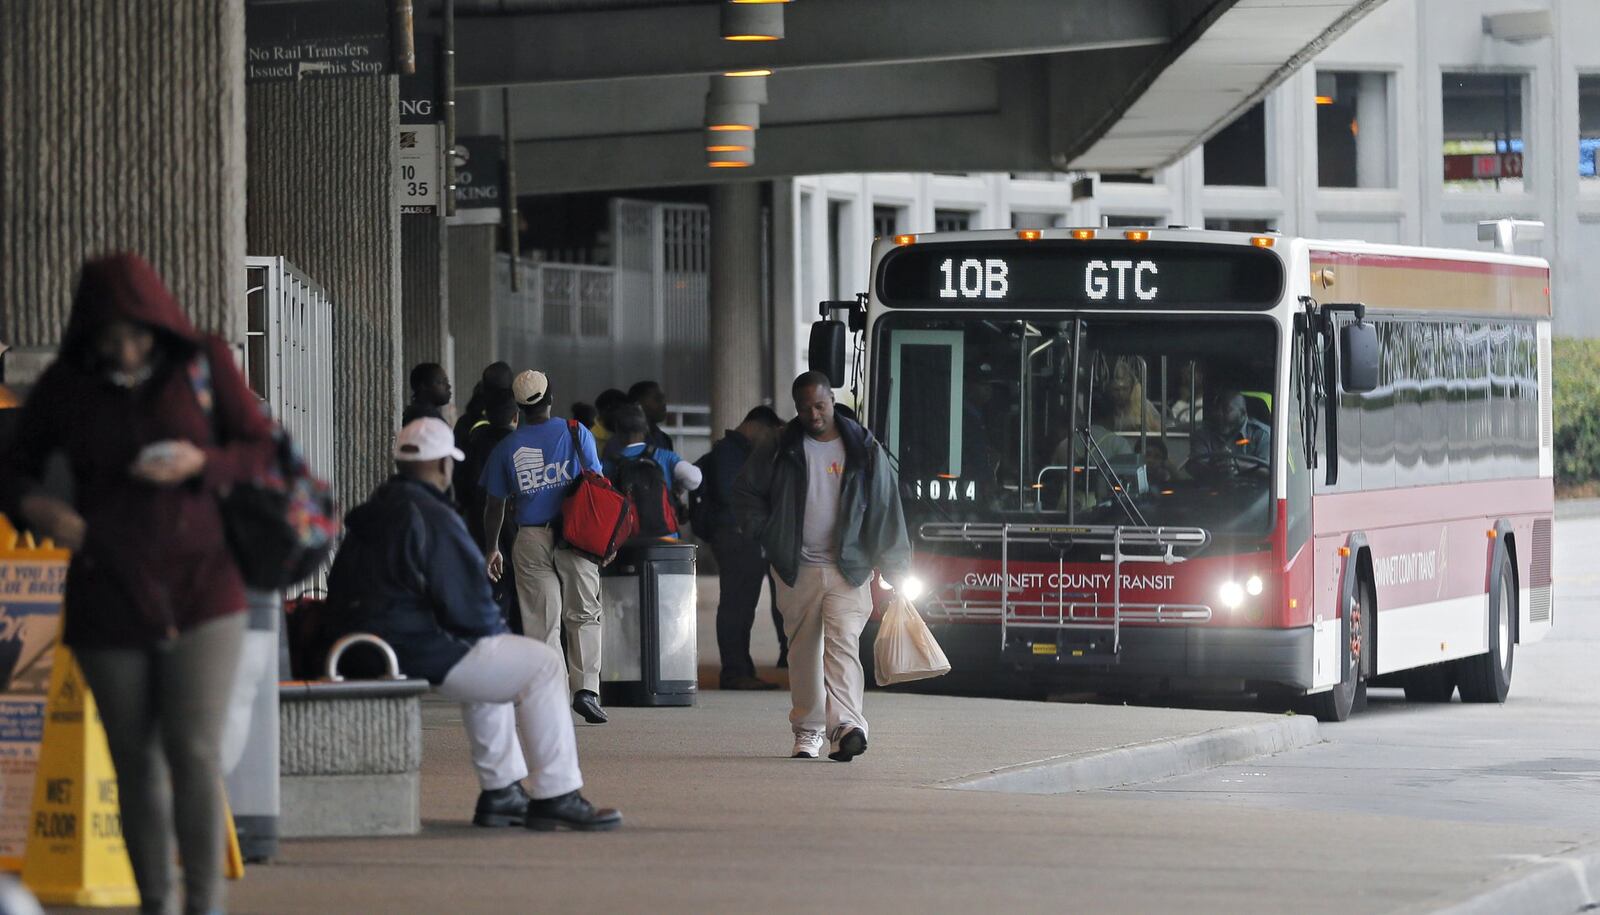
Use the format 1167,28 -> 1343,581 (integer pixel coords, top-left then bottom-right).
626,380 -> 674,453
603,404 -> 701,540
589,388 -> 628,455
1,253 -> 278,915
328,418 -> 620,831
456,388 -> 522,633
734,372 -> 911,761
454,361 -> 514,449
480,371 -> 610,725
702,406 -> 787,690
403,362 -> 454,425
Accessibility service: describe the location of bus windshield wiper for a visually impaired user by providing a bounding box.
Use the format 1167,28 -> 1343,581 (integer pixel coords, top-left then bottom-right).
1079,427 -> 1149,528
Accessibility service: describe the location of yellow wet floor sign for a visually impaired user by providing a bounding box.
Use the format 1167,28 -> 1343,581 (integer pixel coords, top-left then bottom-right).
18,647 -> 136,905
19,646 -> 137,906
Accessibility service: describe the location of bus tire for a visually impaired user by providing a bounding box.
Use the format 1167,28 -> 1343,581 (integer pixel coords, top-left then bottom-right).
1457,552 -> 1515,703
1402,663 -> 1456,703
1311,575 -> 1372,722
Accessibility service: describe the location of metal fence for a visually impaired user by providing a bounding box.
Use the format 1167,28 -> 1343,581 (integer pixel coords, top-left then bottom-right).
245,256 -> 335,598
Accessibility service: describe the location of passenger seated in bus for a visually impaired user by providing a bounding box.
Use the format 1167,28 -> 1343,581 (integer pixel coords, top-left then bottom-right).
1144,439 -> 1180,486
1185,388 -> 1271,475
1104,356 -> 1162,433
1051,391 -> 1134,510
1168,362 -> 1204,429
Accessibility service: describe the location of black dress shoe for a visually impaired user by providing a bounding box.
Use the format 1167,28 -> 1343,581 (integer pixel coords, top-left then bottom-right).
525,791 -> 623,832
828,727 -> 868,762
572,690 -> 609,724
473,782 -> 532,827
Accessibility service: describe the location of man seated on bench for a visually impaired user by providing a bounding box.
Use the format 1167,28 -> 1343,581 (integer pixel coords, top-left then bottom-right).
327,417 -> 622,832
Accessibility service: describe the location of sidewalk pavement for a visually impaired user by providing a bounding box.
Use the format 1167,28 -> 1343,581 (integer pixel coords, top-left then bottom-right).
213,572 -> 1581,914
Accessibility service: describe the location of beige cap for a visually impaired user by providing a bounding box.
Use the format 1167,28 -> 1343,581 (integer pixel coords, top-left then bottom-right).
512,370 -> 549,407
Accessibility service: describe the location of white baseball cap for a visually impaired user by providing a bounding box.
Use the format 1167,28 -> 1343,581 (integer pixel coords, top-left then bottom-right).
394,417 -> 465,462
512,370 -> 549,407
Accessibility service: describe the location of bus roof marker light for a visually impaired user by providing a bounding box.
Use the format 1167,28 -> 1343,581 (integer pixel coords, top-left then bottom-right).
1071,229 -> 1096,240
1124,230 -> 1150,242
1251,236 -> 1275,248
893,234 -> 916,246
1017,229 -> 1043,241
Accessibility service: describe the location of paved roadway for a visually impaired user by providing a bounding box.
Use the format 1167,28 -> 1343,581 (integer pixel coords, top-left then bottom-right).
1113,515 -> 1600,907
211,519 -> 1600,915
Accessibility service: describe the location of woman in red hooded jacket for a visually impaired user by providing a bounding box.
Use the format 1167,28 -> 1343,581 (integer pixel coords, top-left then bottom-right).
1,254 -> 275,915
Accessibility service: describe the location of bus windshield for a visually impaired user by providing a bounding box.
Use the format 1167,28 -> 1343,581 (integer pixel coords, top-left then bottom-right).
875,314 -> 1279,538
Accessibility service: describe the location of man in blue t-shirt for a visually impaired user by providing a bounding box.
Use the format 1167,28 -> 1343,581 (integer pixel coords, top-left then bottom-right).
481,371 -> 610,725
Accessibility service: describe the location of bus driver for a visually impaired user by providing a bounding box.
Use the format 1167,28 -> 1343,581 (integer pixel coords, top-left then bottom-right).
1186,388 -> 1271,474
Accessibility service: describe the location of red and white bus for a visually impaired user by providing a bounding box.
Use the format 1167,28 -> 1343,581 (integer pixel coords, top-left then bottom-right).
813,225 -> 1554,721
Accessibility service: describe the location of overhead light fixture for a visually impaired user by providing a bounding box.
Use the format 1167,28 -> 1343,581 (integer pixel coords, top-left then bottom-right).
722,2 -> 784,41
709,73 -> 768,106
705,126 -> 755,152
707,147 -> 755,168
1314,95 -> 1335,106
705,100 -> 760,131
1315,71 -> 1337,106
724,68 -> 773,78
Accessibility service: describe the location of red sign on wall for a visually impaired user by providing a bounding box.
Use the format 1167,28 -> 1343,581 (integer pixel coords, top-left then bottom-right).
1443,152 -> 1523,181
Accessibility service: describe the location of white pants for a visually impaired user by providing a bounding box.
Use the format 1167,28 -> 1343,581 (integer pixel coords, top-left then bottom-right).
437,635 -> 584,800
773,565 -> 872,744
513,526 -> 604,695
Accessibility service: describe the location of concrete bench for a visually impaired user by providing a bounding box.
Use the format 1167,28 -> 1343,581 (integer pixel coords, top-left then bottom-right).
278,634 -> 430,838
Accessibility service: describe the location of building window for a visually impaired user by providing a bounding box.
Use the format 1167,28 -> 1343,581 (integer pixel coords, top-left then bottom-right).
1581,74 -> 1600,183
872,205 -> 901,239
1442,72 -> 1527,193
1100,171 -> 1155,185
1316,71 -> 1394,188
1102,214 -> 1160,228
1203,101 -> 1268,187
934,209 -> 973,233
1010,211 -> 1061,229
828,200 -> 854,299
1204,217 -> 1277,233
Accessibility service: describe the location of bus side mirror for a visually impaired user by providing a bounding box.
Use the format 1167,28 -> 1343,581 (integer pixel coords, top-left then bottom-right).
809,320 -> 847,388
1340,322 -> 1378,393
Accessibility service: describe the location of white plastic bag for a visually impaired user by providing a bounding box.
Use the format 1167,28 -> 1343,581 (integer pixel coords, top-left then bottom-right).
874,594 -> 951,686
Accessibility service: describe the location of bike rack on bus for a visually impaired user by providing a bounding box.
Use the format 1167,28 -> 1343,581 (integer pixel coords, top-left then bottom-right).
918,522 -> 1211,662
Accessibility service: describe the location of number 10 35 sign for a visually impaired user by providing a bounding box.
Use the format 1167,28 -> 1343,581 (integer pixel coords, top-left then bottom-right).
397,123 -> 442,214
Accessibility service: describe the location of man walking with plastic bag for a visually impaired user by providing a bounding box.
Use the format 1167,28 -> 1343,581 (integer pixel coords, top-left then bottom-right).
733,372 -> 911,762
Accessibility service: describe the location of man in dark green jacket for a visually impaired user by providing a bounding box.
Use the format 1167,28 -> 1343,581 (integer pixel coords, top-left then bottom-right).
733,372 -> 911,762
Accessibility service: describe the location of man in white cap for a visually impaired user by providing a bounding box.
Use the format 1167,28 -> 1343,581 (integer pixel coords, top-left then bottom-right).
481,371 -> 610,724
328,418 -> 621,830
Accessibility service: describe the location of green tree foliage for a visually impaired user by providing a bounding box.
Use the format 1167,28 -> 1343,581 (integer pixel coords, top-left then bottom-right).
1554,337 -> 1600,485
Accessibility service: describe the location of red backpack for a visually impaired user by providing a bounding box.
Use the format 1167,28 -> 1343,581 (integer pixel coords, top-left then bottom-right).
559,420 -> 637,561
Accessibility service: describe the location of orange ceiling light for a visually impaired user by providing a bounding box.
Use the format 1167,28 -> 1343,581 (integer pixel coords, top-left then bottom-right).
724,68 -> 773,77
1314,95 -> 1336,105
722,3 -> 785,40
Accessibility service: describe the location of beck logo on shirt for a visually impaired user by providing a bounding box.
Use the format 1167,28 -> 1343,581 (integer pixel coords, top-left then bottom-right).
513,446 -> 573,493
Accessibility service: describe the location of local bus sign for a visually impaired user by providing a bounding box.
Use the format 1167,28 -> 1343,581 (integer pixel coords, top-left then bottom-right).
877,241 -> 1283,309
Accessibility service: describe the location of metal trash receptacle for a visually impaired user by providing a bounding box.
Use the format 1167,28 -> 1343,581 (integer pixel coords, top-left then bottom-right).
600,542 -> 698,707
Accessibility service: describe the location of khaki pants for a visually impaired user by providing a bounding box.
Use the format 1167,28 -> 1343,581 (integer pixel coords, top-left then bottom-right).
513,526 -> 604,696
772,564 -> 871,744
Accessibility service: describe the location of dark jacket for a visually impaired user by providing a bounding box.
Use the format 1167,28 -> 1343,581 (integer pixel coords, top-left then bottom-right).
701,429 -> 754,543
455,422 -> 514,549
327,475 -> 507,684
0,254 -> 276,648
402,399 -> 444,425
732,416 -> 911,588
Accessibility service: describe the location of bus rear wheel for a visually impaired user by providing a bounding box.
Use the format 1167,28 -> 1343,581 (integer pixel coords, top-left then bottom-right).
1402,663 -> 1456,703
1312,576 -> 1372,722
1457,553 -> 1515,703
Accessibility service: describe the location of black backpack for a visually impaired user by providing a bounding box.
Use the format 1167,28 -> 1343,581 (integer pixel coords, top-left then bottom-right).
611,446 -> 679,540
685,451 -> 718,541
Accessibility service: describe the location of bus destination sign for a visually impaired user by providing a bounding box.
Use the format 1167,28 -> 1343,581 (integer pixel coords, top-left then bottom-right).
876,241 -> 1284,310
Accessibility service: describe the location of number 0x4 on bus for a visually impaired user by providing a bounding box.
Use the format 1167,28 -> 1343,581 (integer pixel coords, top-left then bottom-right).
809,225 -> 1553,721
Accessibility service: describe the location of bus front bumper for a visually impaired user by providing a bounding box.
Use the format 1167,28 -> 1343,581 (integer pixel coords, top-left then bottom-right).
875,620 -> 1315,690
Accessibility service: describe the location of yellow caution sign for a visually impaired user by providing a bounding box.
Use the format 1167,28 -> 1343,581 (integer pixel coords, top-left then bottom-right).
19,647 -> 137,907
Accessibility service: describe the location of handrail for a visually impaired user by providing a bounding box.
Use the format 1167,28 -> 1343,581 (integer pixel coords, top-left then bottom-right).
325,633 -> 405,682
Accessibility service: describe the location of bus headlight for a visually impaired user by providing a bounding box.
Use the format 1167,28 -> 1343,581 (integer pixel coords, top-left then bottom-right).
1218,580 -> 1245,609
1245,575 -> 1264,597
900,576 -> 927,602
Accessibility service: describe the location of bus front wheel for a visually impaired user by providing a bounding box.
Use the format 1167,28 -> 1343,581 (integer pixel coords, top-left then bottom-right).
1312,575 -> 1373,722
1457,553 -> 1515,703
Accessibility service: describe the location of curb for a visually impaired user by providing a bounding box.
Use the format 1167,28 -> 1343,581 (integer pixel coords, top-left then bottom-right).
1421,846 -> 1600,915
936,715 -> 1320,795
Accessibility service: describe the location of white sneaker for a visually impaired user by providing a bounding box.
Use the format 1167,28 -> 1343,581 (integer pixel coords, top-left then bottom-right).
791,732 -> 825,759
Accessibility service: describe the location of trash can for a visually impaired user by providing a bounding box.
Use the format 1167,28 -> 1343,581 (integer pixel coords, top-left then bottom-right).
600,542 -> 698,707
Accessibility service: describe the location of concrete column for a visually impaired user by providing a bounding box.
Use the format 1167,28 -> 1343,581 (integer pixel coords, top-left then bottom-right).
0,1 -> 247,348
447,224 -> 498,377
1355,73 -> 1392,189
401,214 -> 450,374
247,76 -> 402,506
709,182 -> 765,437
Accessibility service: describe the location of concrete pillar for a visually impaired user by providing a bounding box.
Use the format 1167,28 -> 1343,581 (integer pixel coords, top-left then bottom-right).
0,1 -> 247,348
709,182 -> 765,436
1355,72 -> 1392,189
447,225 -> 499,378
401,215 -> 450,375
247,76 -> 402,506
